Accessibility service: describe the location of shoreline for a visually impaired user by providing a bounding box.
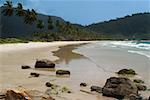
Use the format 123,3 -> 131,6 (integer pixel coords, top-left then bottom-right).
0,41 -> 94,53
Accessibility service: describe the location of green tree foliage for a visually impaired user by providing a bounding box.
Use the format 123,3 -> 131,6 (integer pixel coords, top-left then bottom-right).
37,20 -> 44,29
87,13 -> 150,40
24,9 -> 37,24
2,1 -> 13,16
16,3 -> 25,16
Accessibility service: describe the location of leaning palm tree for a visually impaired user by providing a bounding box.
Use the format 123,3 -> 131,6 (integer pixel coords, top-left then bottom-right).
16,3 -> 25,16
2,1 -> 13,16
24,9 -> 37,24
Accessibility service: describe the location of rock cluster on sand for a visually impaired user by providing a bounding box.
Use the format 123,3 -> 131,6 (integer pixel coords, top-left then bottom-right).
35,59 -> 55,68
1,90 -> 55,100
5,90 -> 31,100
102,77 -> 138,99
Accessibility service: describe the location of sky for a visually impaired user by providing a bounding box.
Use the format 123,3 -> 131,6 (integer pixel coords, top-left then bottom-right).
0,0 -> 150,25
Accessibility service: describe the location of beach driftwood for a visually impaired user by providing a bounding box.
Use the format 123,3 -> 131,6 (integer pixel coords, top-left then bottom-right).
80,90 -> 95,95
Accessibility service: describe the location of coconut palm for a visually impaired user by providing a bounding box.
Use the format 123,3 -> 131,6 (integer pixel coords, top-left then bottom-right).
2,1 -> 13,16
16,3 -> 25,16
24,9 -> 37,24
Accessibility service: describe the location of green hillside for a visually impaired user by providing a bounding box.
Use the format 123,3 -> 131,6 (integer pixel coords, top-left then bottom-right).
87,13 -> 150,40
0,1 -> 150,42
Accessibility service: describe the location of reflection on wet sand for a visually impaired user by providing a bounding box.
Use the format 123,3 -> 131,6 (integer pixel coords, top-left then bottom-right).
52,44 -> 86,65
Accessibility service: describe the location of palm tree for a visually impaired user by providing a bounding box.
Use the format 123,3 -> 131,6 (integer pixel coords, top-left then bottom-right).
16,3 -> 25,16
24,9 -> 37,24
2,1 -> 13,16
37,20 -> 44,29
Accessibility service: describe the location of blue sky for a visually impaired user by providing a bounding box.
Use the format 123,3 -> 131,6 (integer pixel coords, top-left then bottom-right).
0,0 -> 149,25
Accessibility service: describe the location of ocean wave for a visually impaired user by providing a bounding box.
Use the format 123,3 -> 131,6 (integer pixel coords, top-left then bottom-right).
128,50 -> 150,59
83,41 -> 150,50
93,41 -> 150,50
109,41 -> 150,50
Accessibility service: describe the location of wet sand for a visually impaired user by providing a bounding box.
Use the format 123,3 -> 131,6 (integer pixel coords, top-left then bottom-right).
0,41 -> 91,91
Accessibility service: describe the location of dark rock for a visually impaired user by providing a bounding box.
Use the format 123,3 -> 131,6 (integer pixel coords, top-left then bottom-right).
133,79 -> 144,84
129,94 -> 142,100
5,90 -> 29,100
102,77 -> 138,99
136,84 -> 147,91
45,82 -> 53,87
67,91 -> 71,93
35,59 -> 55,68
30,72 -> 40,77
91,86 -> 102,93
80,83 -> 87,87
117,69 -> 137,75
21,65 -> 31,69
56,70 -> 70,75
149,96 -> 150,100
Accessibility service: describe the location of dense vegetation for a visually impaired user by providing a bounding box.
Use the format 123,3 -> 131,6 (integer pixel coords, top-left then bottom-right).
87,13 -> 150,40
0,1 -> 150,43
0,38 -> 28,44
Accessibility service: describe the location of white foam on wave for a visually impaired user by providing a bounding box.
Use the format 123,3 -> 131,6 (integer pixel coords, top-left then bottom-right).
82,41 -> 150,50
81,41 -> 150,59
109,41 -> 150,50
128,50 -> 150,59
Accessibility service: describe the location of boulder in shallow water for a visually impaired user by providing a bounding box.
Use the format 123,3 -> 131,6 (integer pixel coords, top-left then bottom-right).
117,69 -> 137,75
102,77 -> 138,99
56,70 -> 70,75
90,86 -> 102,93
35,59 -> 55,68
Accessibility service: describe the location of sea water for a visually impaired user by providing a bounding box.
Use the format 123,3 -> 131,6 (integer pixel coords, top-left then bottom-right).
74,41 -> 150,87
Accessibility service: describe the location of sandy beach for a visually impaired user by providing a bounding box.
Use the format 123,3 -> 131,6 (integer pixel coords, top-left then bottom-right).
0,41 -> 149,100
0,41 -> 108,100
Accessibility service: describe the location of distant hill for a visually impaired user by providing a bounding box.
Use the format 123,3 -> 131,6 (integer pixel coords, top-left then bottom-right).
86,13 -> 150,40
0,5 -> 150,40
